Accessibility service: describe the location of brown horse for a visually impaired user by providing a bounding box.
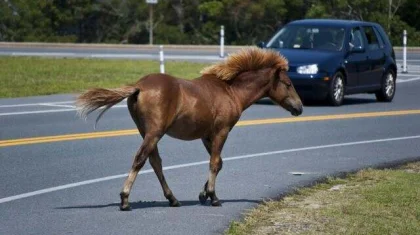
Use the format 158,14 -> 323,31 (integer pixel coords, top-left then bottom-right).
76,47 -> 303,211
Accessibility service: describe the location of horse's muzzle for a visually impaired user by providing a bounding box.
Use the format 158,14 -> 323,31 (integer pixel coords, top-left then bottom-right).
290,102 -> 303,116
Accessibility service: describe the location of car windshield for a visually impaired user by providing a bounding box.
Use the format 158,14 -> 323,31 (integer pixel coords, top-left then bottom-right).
266,25 -> 346,52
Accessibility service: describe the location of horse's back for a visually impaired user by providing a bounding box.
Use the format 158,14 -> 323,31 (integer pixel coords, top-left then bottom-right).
136,73 -> 181,93
132,73 -> 240,140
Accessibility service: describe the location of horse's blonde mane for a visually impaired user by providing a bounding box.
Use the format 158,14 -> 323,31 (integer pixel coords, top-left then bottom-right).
200,46 -> 289,81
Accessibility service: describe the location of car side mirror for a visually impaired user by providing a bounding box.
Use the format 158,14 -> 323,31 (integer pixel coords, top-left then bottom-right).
257,41 -> 266,48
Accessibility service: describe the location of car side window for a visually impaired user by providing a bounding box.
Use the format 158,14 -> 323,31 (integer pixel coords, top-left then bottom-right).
350,28 -> 364,50
363,26 -> 381,50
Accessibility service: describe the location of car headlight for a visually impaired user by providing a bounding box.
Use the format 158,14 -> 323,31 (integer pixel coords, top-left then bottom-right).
297,64 -> 318,74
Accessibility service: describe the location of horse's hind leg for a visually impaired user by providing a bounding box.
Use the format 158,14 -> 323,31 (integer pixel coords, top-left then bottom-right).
120,133 -> 160,211
149,148 -> 180,207
199,138 -> 212,204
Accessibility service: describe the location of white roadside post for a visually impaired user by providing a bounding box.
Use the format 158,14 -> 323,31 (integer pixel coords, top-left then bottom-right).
159,45 -> 165,73
220,25 -> 225,58
402,30 -> 408,73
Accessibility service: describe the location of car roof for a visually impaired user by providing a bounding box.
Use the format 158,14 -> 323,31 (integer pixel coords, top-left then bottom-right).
288,19 -> 379,28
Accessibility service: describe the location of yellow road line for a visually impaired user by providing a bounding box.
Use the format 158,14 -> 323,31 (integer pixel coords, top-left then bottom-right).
0,130 -> 139,147
1,109 -> 420,147
236,109 -> 420,126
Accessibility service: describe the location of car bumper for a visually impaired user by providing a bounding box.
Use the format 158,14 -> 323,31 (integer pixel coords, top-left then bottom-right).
289,72 -> 331,100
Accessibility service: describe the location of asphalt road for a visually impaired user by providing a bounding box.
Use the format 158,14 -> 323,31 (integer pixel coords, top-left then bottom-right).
0,45 -> 226,62
1,48 -> 420,234
1,44 -> 420,64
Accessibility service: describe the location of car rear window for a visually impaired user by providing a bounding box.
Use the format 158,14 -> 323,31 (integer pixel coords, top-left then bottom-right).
363,26 -> 382,50
372,26 -> 386,49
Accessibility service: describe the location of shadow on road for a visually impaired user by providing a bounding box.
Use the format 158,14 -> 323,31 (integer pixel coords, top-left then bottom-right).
55,199 -> 261,210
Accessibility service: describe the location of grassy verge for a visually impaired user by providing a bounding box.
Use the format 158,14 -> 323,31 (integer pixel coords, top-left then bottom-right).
226,161 -> 420,235
0,57 -> 209,98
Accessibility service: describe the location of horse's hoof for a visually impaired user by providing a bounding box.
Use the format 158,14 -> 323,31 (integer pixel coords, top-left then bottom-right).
199,191 -> 208,205
170,200 -> 181,207
211,200 -> 222,207
120,205 -> 131,211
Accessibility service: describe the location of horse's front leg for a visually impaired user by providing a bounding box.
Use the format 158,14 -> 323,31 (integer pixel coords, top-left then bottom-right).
199,130 -> 228,206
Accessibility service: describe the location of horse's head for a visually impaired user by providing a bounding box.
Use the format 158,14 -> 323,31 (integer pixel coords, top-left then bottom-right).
268,69 -> 303,116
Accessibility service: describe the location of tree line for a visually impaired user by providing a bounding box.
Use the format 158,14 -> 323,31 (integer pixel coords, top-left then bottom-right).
1,0 -> 419,46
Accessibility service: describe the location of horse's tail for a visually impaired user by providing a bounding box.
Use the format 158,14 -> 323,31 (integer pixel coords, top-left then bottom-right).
76,85 -> 139,128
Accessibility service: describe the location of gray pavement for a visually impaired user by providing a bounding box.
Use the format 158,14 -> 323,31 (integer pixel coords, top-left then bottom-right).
1,44 -> 420,63
1,72 -> 420,234
0,45 -> 226,62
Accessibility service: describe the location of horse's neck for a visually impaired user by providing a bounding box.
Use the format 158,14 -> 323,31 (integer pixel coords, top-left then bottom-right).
230,70 -> 271,111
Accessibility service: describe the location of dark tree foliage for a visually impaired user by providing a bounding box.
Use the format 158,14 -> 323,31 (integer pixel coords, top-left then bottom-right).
0,0 -> 419,45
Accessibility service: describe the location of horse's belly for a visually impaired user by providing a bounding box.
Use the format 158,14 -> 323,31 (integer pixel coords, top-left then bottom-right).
166,116 -> 209,141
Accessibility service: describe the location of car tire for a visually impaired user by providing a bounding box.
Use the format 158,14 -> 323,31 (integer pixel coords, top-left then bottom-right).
375,70 -> 396,102
327,72 -> 345,106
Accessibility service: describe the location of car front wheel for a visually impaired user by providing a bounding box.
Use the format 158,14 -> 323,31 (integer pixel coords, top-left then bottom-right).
327,72 -> 345,106
375,71 -> 396,102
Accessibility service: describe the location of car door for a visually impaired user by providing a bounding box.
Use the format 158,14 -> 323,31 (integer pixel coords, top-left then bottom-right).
344,27 -> 369,90
361,26 -> 386,88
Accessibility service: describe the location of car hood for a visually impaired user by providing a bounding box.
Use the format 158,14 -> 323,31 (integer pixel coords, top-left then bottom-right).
274,48 -> 340,66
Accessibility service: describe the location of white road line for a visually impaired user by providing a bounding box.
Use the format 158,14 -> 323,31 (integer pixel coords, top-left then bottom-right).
11,52 -> 77,57
50,101 -> 75,104
0,104 -> 127,116
397,77 -> 420,83
396,59 -> 420,62
3,52 -> 223,61
397,73 -> 420,77
91,54 -> 222,61
0,103 -> 50,108
0,134 -> 419,204
0,108 -> 77,116
90,54 -> 156,59
40,104 -> 75,108
0,101 -> 74,108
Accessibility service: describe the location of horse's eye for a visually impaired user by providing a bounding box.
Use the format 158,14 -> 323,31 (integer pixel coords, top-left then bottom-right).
283,81 -> 291,88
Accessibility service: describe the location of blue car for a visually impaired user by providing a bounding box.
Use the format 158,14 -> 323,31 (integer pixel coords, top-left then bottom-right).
259,19 -> 397,106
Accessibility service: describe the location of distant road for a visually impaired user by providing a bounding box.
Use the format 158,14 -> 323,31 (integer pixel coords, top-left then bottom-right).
0,45 -> 224,62
0,43 -> 235,62
1,43 -> 420,62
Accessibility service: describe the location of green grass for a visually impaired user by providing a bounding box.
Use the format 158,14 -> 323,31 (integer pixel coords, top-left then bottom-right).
0,56 -> 209,98
226,162 -> 420,235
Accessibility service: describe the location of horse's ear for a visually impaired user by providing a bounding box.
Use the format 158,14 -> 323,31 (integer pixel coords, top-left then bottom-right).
275,68 -> 287,80
277,68 -> 292,86
271,68 -> 282,88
